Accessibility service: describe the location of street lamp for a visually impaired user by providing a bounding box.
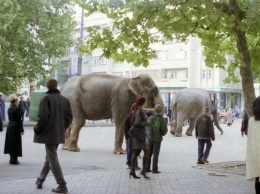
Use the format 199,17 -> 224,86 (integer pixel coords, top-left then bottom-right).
77,8 -> 84,75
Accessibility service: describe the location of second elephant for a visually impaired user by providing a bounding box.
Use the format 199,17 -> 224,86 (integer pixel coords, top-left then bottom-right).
170,88 -> 223,137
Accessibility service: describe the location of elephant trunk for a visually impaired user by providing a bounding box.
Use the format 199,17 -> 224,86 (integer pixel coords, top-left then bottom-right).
154,95 -> 165,113
212,111 -> 223,135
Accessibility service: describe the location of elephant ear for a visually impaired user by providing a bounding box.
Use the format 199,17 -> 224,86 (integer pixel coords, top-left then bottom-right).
128,76 -> 143,96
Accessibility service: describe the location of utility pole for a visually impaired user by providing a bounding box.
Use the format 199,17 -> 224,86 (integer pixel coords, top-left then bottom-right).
78,8 -> 84,75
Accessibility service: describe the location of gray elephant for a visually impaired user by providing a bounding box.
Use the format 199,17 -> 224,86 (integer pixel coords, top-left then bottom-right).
170,88 -> 223,137
60,73 -> 164,154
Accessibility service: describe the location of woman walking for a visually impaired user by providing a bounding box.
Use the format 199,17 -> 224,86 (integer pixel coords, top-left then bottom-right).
227,108 -> 233,126
246,97 -> 260,194
129,96 -> 150,179
4,94 -> 24,165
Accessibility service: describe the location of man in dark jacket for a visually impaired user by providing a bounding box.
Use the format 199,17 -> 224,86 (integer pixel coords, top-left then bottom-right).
18,96 -> 26,123
0,92 -> 6,121
0,111 -> 3,132
195,106 -> 215,164
34,79 -> 73,193
241,110 -> 248,136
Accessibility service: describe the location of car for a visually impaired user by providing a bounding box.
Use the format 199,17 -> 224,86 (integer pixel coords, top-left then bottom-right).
218,111 -> 228,124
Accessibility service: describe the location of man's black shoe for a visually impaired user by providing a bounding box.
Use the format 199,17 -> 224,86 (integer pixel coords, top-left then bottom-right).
35,179 -> 43,189
197,160 -> 205,164
152,170 -> 161,174
51,185 -> 68,193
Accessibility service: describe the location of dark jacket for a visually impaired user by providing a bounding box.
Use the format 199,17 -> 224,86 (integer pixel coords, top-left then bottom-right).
195,113 -> 215,140
241,110 -> 248,135
124,112 -> 132,140
18,100 -> 26,112
130,108 -> 148,150
0,98 -> 5,121
148,114 -> 168,142
4,105 -> 24,156
33,89 -> 73,144
0,111 -> 3,132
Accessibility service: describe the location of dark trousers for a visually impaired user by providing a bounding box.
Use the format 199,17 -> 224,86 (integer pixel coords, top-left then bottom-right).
38,144 -> 66,185
126,139 -> 132,166
126,139 -> 138,167
147,140 -> 161,171
198,139 -> 212,160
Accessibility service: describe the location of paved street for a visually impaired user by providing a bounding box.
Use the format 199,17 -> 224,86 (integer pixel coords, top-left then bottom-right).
0,118 -> 254,194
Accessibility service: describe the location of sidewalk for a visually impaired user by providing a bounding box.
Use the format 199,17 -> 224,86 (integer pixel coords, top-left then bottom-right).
0,118 -> 254,194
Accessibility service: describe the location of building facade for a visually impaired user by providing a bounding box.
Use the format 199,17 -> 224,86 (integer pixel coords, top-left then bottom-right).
61,11 -> 260,113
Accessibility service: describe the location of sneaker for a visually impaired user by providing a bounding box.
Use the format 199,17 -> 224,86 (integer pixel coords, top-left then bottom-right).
197,160 -> 205,164
126,165 -> 130,169
202,157 -> 209,163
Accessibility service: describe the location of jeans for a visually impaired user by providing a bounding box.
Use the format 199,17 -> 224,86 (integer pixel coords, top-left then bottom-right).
38,144 -> 66,185
147,140 -> 161,171
198,139 -> 212,160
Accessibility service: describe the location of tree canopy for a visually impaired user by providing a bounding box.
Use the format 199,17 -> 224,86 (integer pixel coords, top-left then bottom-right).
76,0 -> 260,116
0,0 -> 76,94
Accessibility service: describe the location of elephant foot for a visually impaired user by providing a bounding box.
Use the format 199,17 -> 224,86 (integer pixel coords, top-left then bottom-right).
175,133 -> 182,137
68,146 -> 80,152
113,148 -> 126,154
62,144 -> 68,150
185,132 -> 192,136
170,130 -> 175,135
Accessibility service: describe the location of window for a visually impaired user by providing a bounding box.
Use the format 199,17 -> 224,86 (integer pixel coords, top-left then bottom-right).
202,69 -> 206,78
92,56 -> 107,65
171,70 -> 177,79
185,70 -> 188,79
208,69 -> 212,78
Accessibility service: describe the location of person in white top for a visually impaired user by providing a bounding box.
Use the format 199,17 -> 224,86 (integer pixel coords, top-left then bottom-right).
246,96 -> 260,194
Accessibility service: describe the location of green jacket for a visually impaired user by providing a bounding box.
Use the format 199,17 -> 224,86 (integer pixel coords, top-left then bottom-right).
148,114 -> 168,142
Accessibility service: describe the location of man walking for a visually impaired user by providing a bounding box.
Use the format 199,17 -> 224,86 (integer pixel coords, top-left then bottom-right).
18,96 -> 26,123
34,79 -> 73,193
195,106 -> 215,164
0,92 -> 6,121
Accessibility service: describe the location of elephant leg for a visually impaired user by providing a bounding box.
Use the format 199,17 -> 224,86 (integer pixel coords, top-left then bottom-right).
62,126 -> 71,150
175,115 -> 186,137
185,119 -> 196,136
170,113 -> 177,135
170,120 -> 176,135
113,121 -> 126,154
67,117 -> 85,152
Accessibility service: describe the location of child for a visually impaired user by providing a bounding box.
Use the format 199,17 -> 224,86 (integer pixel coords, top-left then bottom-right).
146,104 -> 168,173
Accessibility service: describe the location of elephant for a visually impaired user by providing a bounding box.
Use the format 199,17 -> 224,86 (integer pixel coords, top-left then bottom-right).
170,88 -> 223,137
60,73 -> 164,154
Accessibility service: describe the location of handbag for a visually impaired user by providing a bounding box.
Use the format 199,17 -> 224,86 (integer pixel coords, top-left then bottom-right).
128,125 -> 145,142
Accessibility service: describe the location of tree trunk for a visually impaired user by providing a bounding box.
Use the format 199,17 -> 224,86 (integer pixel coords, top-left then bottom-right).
234,29 -> 255,117
230,0 -> 256,117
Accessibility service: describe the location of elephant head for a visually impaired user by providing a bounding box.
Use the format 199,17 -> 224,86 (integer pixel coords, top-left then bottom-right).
209,91 -> 223,135
128,74 -> 164,111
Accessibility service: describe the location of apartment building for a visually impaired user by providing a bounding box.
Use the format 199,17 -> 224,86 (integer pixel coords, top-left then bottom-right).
61,11 -> 260,112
